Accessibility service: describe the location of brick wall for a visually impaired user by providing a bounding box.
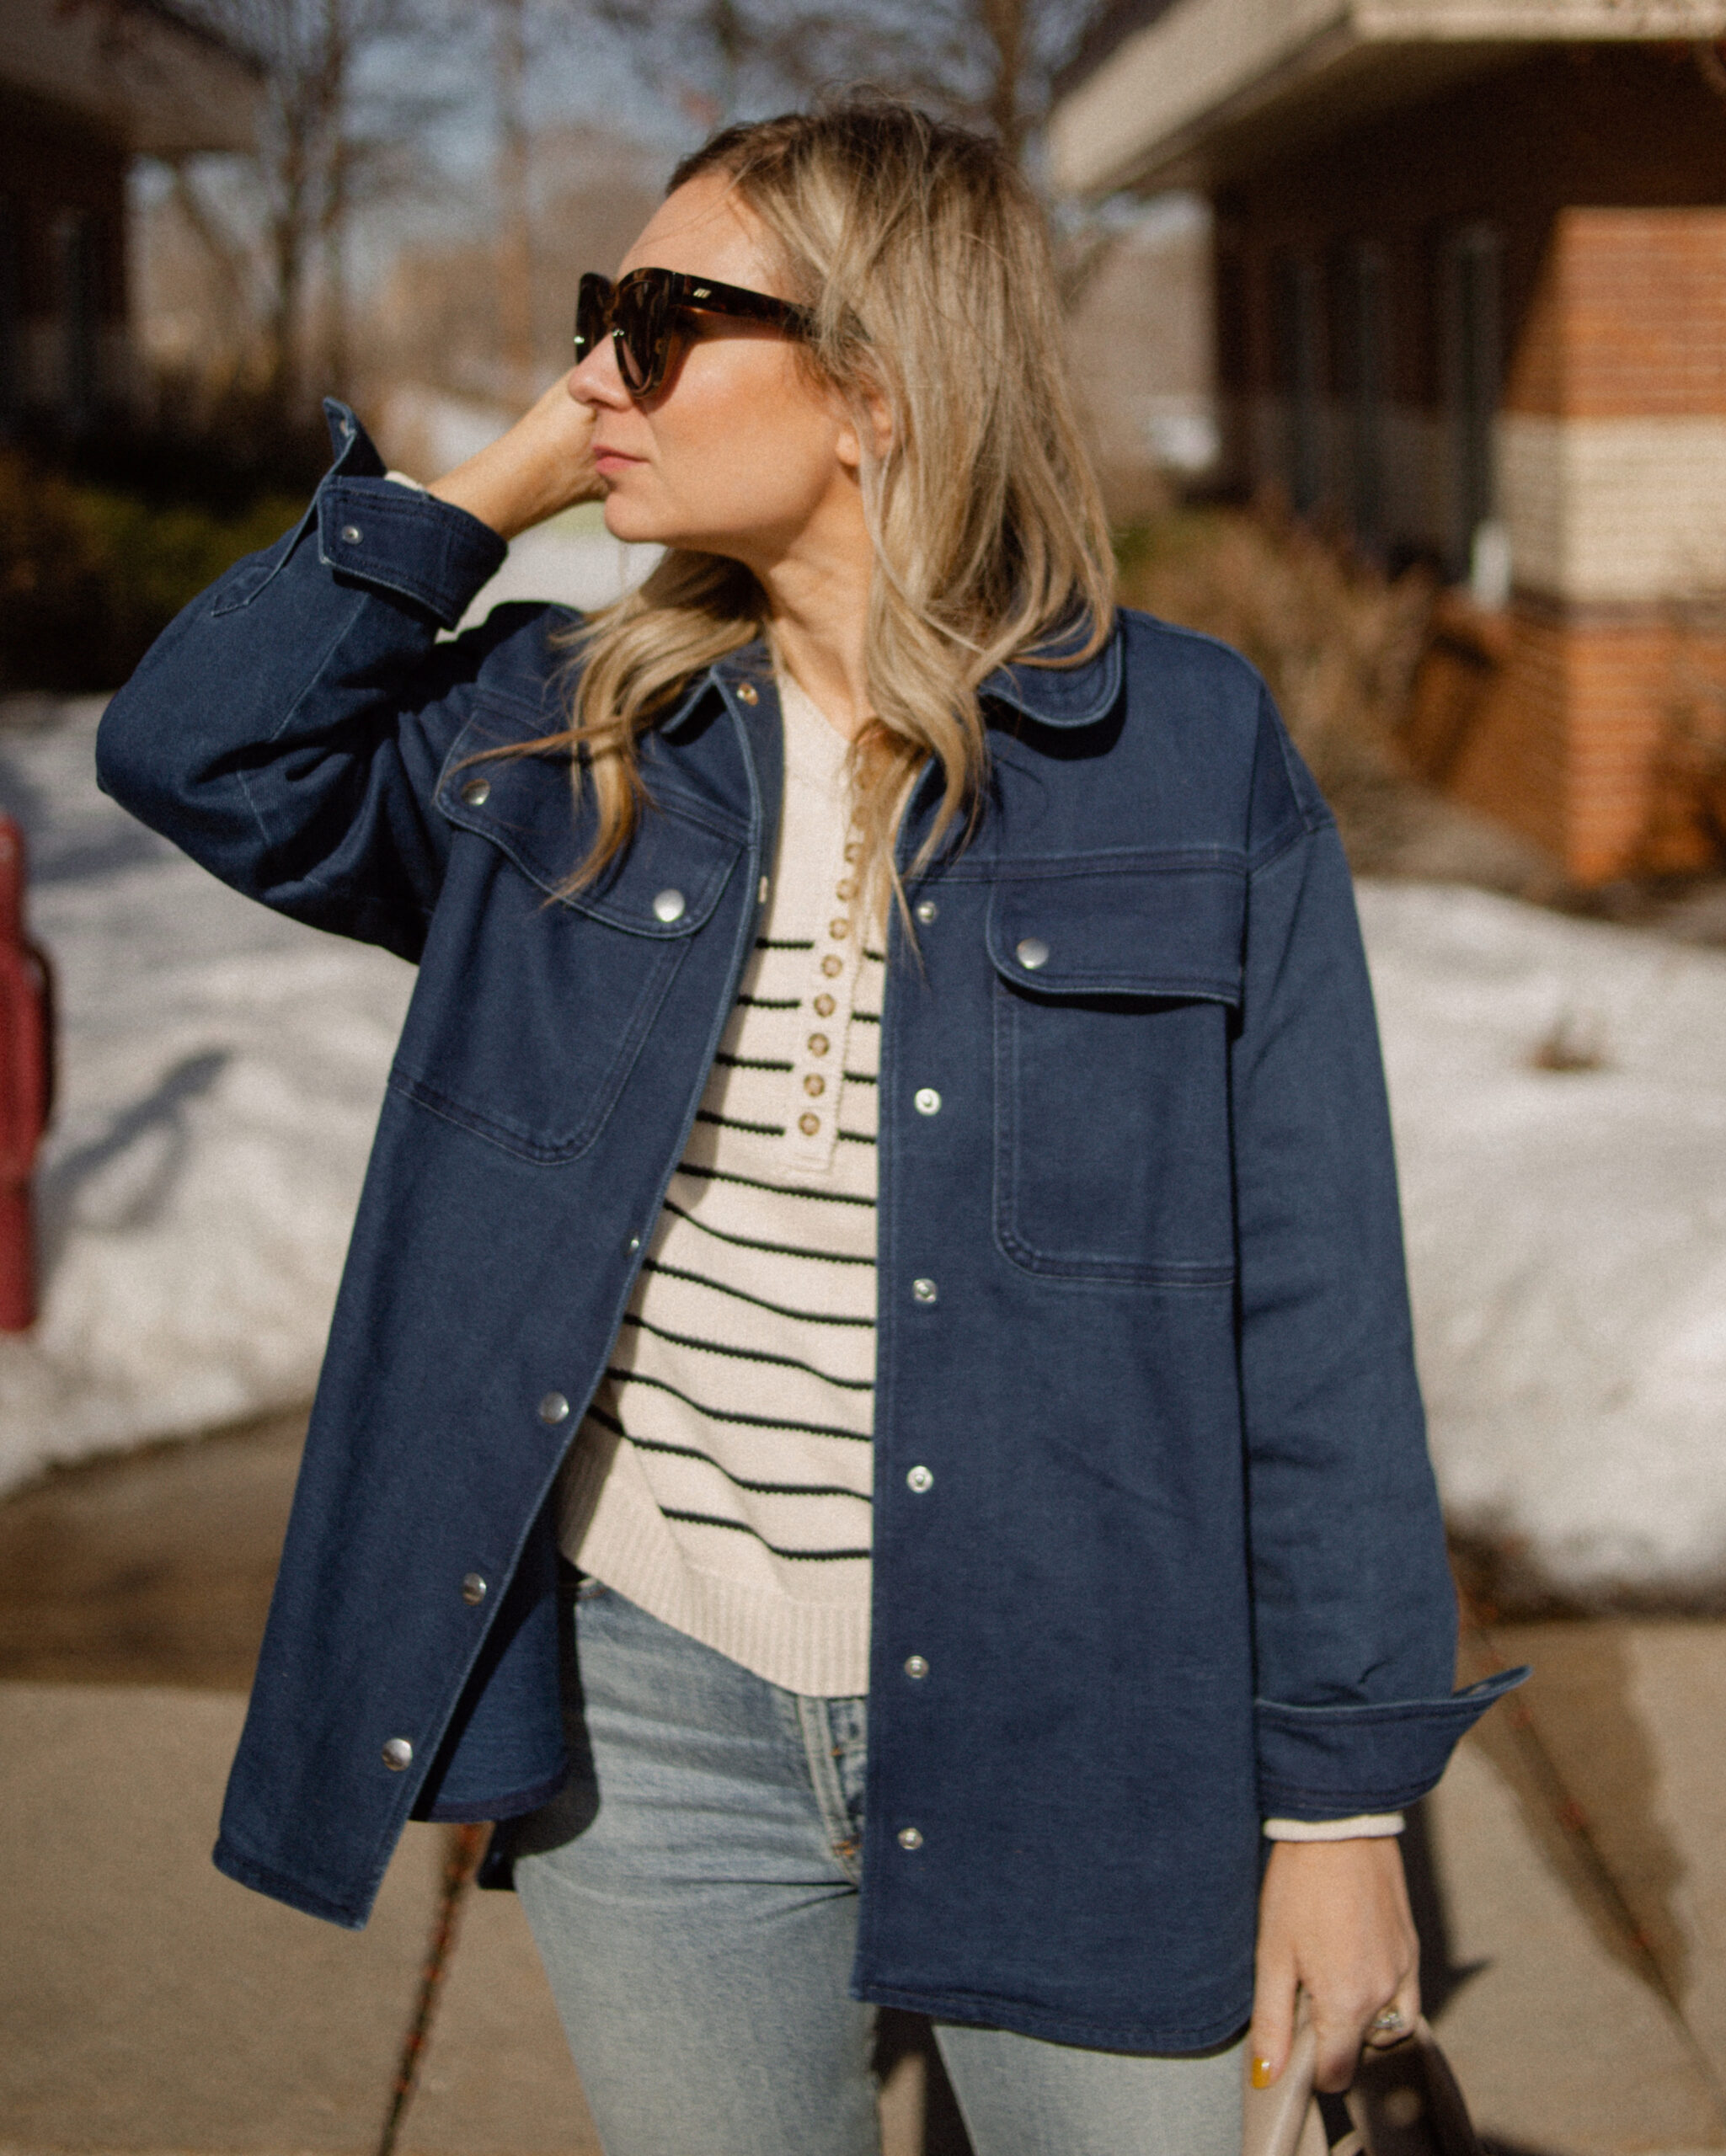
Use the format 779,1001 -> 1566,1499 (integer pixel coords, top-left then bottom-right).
1212,56 -> 1726,882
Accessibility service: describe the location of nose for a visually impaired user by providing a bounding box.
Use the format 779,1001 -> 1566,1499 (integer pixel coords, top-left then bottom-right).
567,334 -> 629,411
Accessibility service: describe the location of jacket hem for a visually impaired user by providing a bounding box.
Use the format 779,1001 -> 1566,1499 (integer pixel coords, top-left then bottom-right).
419,1765 -> 569,1823
212,1838 -> 371,1929
852,1977 -> 1249,2057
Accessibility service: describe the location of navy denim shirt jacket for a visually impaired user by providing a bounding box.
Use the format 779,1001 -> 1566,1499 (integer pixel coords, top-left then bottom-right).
96,405 -> 1524,2056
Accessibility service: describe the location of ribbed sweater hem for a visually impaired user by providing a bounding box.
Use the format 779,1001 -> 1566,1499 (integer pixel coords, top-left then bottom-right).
564,1432 -> 873,1698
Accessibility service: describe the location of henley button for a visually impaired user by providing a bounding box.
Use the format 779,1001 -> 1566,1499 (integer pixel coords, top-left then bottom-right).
829,918 -> 850,940
461,1572 -> 488,1606
904,1654 -> 929,1679
898,1826 -> 924,1851
821,955 -> 843,978
808,1033 -> 830,1056
906,1464 -> 933,1492
914,899 -> 938,925
382,1737 -> 413,1771
538,1390 -> 571,1425
652,889 -> 687,924
914,1087 -> 941,1116
1016,937 -> 1050,971
799,1112 -> 820,1135
911,1278 -> 938,1305
460,777 -> 491,808
341,523 -> 363,544
804,1074 -> 826,1097
814,994 -> 836,1017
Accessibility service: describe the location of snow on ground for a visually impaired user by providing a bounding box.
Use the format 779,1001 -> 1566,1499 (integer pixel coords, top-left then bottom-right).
1360,883 -> 1726,1603
2,641 -> 1724,1599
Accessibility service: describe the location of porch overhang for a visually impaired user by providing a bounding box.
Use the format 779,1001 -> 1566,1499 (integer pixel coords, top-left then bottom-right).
1048,0 -> 1726,197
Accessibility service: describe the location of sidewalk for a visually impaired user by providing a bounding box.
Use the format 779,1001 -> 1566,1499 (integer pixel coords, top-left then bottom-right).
3,1417 -> 1724,2155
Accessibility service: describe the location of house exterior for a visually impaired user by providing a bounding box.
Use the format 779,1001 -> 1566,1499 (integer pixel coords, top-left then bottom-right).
0,0 -> 259,436
1050,0 -> 1726,883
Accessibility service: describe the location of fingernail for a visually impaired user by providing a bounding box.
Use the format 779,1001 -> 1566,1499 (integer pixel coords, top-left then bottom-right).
1251,2057 -> 1276,2089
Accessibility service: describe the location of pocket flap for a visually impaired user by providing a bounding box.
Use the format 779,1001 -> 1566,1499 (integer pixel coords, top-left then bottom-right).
986,855 -> 1245,1004
438,733 -> 741,937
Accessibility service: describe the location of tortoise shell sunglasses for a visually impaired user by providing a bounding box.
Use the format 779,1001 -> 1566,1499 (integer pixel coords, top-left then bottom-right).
574,268 -> 815,400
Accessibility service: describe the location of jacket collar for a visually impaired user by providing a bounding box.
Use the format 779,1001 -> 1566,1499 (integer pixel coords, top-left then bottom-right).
660,615 -> 1124,738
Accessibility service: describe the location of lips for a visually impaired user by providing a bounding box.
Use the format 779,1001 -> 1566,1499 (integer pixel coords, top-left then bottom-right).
593,447 -> 644,473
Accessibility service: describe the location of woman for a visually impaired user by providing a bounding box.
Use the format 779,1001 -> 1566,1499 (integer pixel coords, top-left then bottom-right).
97,99 -> 1520,2156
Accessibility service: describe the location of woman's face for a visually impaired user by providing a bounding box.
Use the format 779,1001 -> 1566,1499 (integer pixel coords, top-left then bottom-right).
568,173 -> 865,570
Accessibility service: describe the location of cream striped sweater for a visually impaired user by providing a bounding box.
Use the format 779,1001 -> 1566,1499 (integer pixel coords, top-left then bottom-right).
558,672 -> 881,1698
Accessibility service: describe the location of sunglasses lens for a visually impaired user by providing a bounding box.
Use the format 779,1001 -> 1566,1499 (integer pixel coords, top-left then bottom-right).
574,275 -> 611,361
615,279 -> 668,395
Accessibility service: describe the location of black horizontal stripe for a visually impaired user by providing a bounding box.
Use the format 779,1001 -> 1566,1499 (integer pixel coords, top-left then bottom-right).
641,1257 -> 876,1328
695,1109 -> 786,1138
849,1009 -> 880,1025
662,1196 -> 873,1264
607,1366 -> 869,1444
622,1311 -> 874,1390
841,1070 -> 877,1086
673,1161 -> 875,1209
588,1406 -> 871,1502
659,1506 -> 872,1561
736,993 -> 802,1011
714,1050 -> 794,1074
757,937 -> 815,951
836,1129 -> 877,1146
863,947 -> 886,963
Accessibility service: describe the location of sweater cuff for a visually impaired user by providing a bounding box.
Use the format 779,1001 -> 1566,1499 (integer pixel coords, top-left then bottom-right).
1264,1812 -> 1404,1841
1255,1665 -> 1528,1817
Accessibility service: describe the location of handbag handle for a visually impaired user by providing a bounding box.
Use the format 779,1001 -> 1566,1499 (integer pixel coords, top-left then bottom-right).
1242,2010 -> 1485,2156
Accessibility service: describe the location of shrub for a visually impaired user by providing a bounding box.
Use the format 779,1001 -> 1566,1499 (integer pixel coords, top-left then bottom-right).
0,453 -> 305,694
1116,507 -> 1437,872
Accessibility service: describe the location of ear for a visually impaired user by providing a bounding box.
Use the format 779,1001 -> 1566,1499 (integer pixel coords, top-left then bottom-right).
834,379 -> 895,471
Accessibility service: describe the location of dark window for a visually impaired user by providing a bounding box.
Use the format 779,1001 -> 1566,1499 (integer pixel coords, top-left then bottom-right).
1445,226 -> 1501,579
0,200 -> 19,431
1274,253 -> 1323,515
58,209 -> 101,432
1343,243 -> 1389,549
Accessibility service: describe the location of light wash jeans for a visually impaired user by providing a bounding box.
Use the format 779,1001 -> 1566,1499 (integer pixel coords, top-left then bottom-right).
511,1582 -> 1242,2156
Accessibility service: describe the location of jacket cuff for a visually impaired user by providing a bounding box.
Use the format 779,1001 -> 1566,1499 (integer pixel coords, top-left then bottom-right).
313,399 -> 508,628
1254,1665 -> 1528,1817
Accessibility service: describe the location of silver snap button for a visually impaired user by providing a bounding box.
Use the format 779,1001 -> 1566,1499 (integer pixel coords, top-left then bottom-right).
1016,937 -> 1050,971
653,888 -> 687,924
911,1277 -> 938,1304
915,899 -> 938,924
538,1390 -> 571,1425
461,777 -> 491,808
905,1654 -> 929,1679
461,1572 -> 488,1606
382,1737 -> 413,1771
906,1464 -> 933,1492
735,682 -> 759,705
897,1826 -> 924,1851
341,523 -> 363,544
625,1235 -> 641,1255
914,1087 -> 941,1116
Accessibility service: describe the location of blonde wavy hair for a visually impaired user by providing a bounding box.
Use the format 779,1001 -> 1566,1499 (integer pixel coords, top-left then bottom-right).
536,97 -> 1115,908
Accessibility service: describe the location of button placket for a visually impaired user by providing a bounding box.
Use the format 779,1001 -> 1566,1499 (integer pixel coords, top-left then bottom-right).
783,816 -> 863,1174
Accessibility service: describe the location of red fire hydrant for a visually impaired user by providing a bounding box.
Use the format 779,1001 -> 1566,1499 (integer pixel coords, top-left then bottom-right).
0,816 -> 53,1331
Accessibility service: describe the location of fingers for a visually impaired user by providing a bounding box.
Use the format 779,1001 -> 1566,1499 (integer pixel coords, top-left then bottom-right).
1257,1837 -> 1421,2093
1247,1947 -> 1297,2089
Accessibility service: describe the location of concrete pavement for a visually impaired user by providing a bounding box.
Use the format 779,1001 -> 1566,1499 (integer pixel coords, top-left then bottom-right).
4,1417 -> 1726,2154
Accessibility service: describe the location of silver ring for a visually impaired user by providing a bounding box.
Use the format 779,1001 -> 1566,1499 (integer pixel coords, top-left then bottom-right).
1371,2008 -> 1407,2034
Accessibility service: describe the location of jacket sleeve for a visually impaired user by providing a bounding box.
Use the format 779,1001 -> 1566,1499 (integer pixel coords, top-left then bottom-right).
94,402 -> 515,963
1232,688 -> 1526,1818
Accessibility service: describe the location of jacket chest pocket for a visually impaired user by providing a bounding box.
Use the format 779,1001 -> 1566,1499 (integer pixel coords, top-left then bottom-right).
987,859 -> 1244,1285
390,750 -> 744,1165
